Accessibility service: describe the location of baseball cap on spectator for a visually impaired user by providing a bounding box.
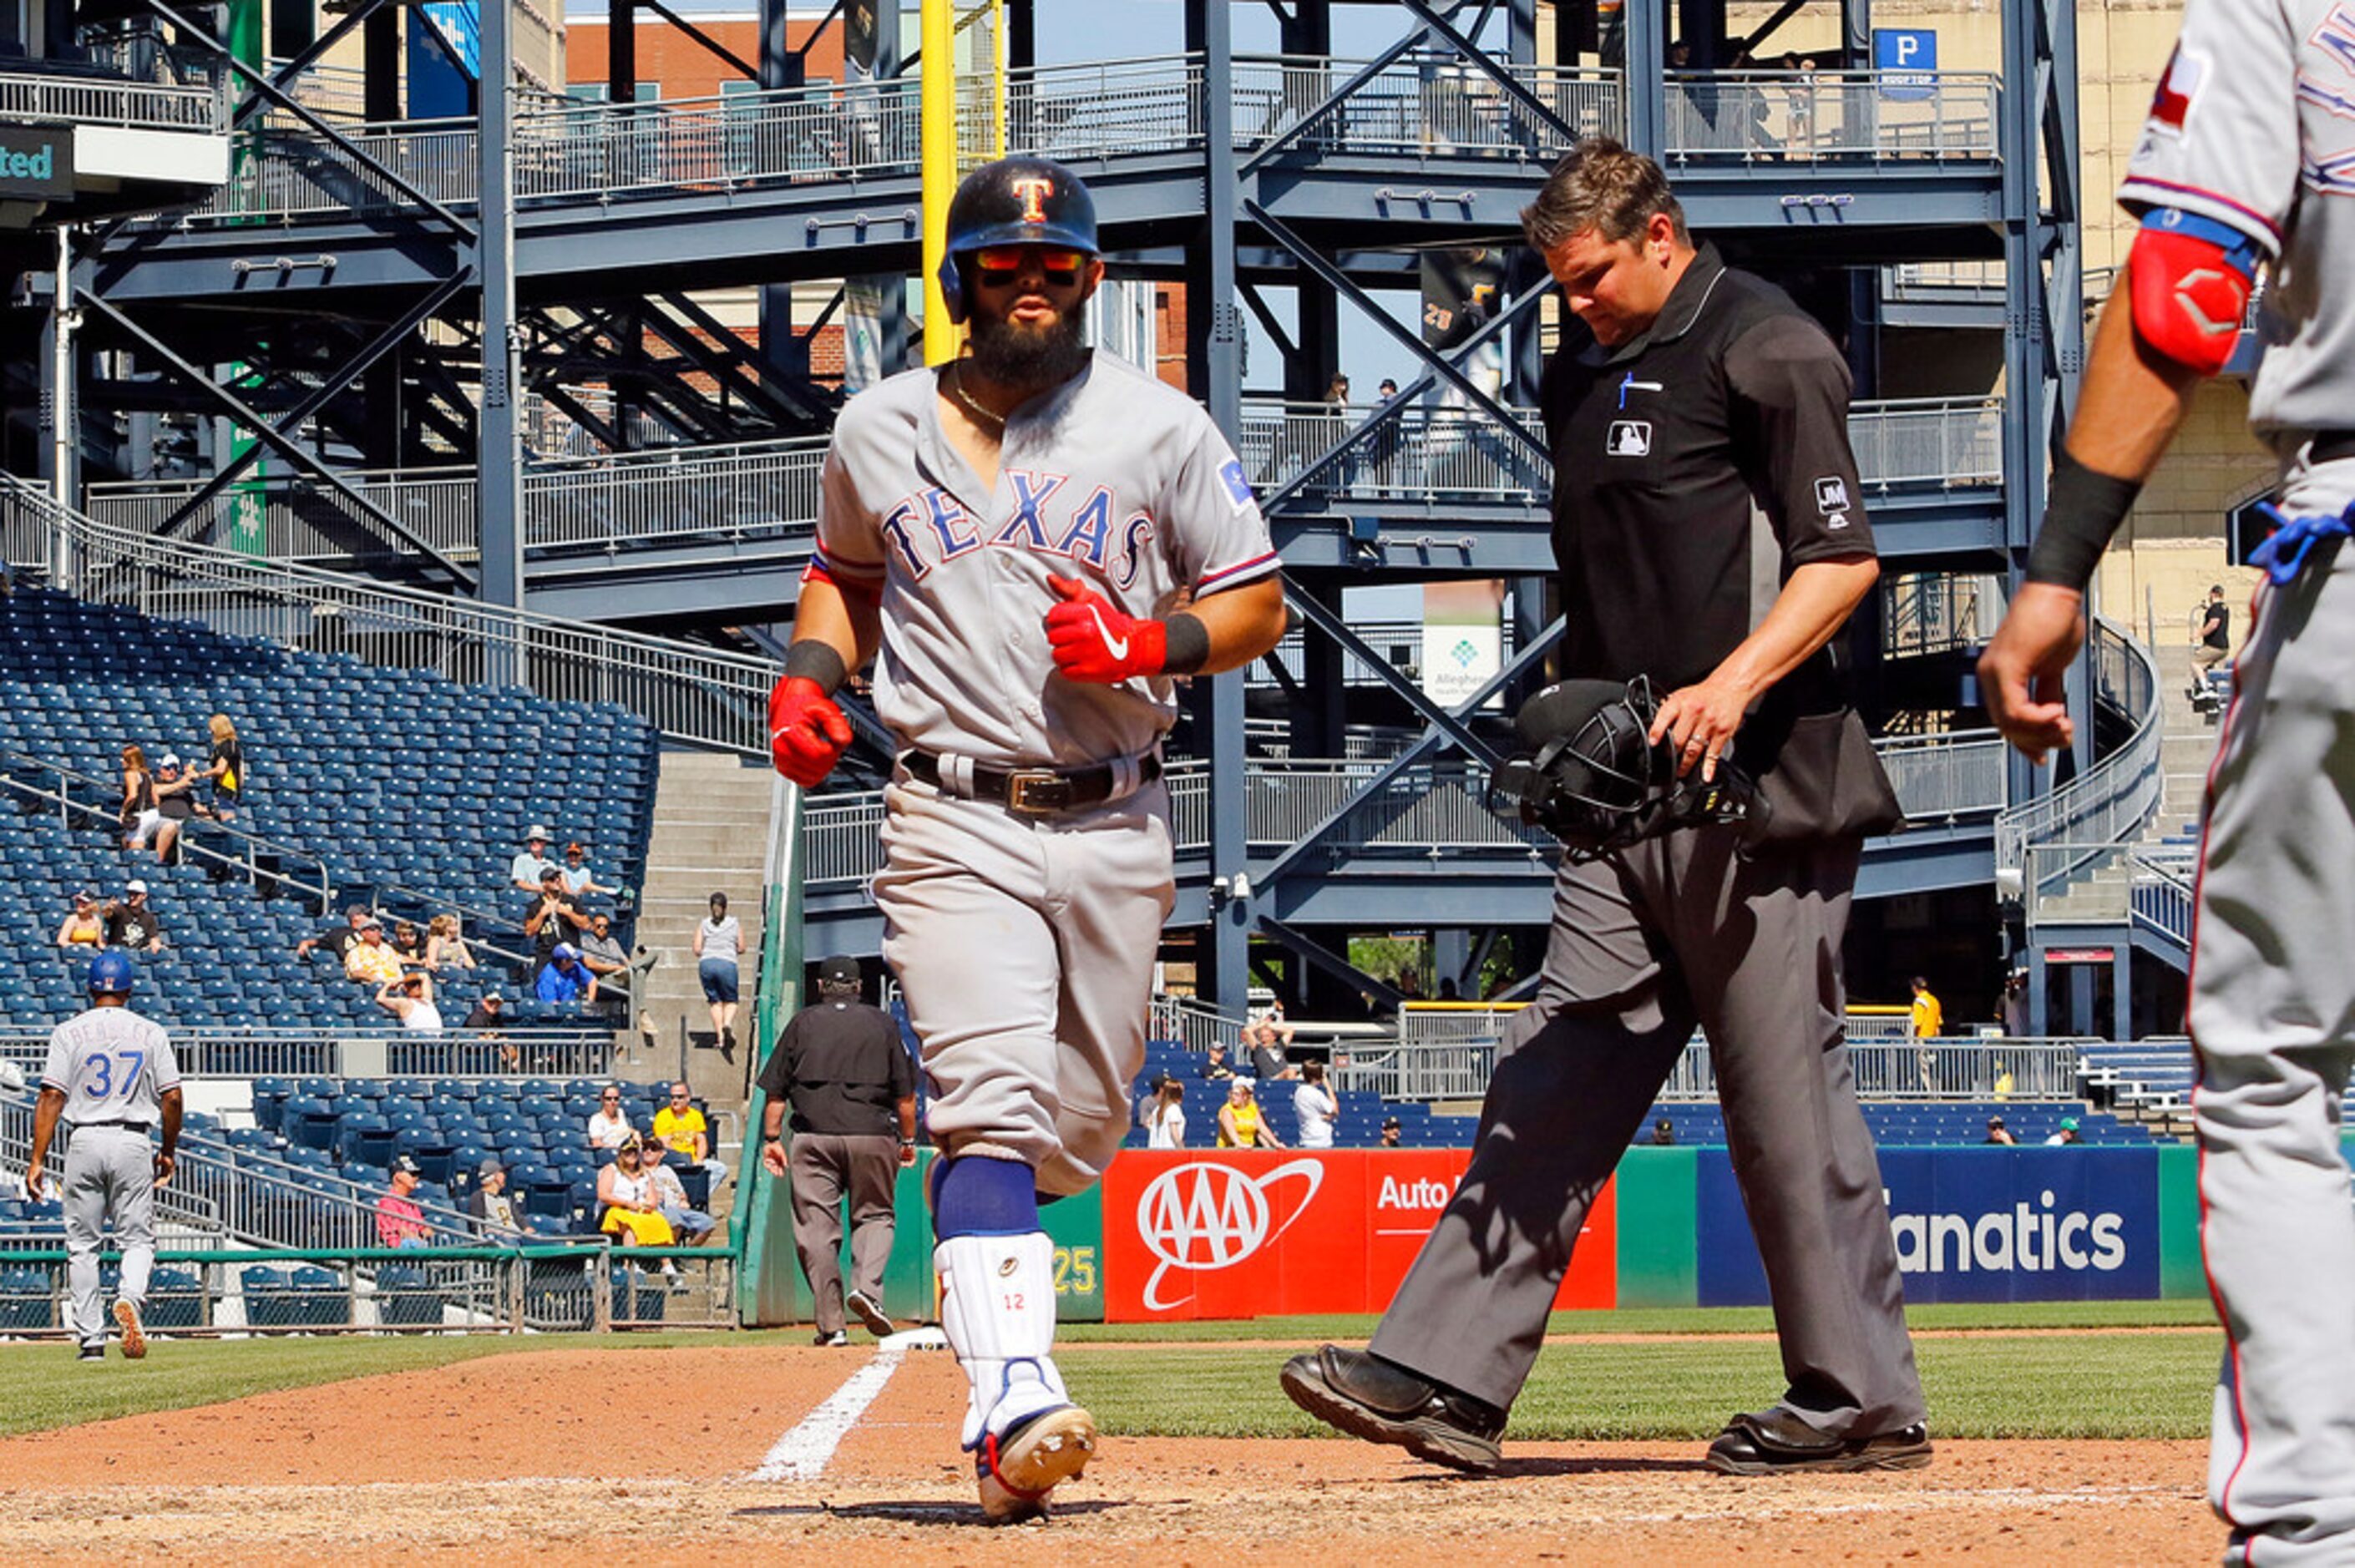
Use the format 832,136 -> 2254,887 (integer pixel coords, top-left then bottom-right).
361,915 -> 384,931
74,888 -> 97,903
1381,1115 -> 1401,1130
818,955 -> 860,985
1987,1115 -> 2006,1128
125,880 -> 148,895
477,1156 -> 505,1180
392,1154 -> 421,1176
2059,1116 -> 2079,1130
481,989 -> 505,1003
553,943 -> 580,962
565,842 -> 585,856
159,752 -> 181,768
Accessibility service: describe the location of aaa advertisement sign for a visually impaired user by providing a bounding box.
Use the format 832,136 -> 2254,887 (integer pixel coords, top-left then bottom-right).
1102,1151 -> 1616,1321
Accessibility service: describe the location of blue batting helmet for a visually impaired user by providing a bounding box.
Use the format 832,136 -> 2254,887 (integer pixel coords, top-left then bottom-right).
937,155 -> 1098,325
86,951 -> 137,996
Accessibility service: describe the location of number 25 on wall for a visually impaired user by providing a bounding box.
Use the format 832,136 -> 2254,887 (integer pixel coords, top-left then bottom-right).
1052,1245 -> 1099,1297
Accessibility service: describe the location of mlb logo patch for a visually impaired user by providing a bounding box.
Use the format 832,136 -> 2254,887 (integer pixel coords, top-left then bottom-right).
1815,475 -> 1852,514
1607,421 -> 1652,457
1218,459 -> 1255,511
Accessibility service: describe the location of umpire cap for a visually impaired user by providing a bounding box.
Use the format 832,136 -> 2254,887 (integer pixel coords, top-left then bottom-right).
86,951 -> 136,997
938,155 -> 1098,324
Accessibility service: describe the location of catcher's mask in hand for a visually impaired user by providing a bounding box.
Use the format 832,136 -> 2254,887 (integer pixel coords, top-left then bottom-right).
1488,675 -> 1767,859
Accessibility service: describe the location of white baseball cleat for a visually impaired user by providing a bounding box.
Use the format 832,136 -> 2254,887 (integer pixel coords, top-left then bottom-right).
975,1404 -> 1097,1524
113,1300 -> 145,1360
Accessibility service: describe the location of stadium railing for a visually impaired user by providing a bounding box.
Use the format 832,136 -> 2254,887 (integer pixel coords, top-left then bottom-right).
0,1029 -> 620,1081
1994,617 -> 2164,900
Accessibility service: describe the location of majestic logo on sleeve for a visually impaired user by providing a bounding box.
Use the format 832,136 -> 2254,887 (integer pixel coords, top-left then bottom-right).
1012,175 -> 1054,223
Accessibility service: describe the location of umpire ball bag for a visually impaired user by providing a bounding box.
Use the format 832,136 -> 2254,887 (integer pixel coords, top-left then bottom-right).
1489,675 -> 1767,860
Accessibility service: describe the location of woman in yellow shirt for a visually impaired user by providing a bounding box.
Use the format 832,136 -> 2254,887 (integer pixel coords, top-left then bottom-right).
1215,1080 -> 1284,1150
54,890 -> 104,950
598,1136 -> 677,1247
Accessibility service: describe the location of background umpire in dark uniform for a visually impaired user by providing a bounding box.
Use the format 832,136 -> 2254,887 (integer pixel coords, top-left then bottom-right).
758,955 -> 918,1344
1284,139 -> 1927,1476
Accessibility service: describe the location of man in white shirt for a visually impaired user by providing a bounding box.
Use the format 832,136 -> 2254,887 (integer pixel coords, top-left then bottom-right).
1292,1060 -> 1339,1151
509,824 -> 556,896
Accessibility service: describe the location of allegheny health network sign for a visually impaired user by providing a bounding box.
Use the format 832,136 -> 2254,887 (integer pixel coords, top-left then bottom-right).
0,127 -> 73,199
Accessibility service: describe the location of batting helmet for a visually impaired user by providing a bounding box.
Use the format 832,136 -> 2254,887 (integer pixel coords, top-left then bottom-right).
86,951 -> 137,997
1490,676 -> 1766,860
938,155 -> 1098,324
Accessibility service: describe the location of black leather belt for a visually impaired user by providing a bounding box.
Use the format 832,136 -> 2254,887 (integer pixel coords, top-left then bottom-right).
901,749 -> 1162,815
73,1121 -> 149,1134
2310,431 -> 2355,465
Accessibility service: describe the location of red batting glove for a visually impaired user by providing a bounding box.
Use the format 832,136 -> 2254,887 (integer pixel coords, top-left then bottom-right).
1044,574 -> 1167,683
767,675 -> 853,787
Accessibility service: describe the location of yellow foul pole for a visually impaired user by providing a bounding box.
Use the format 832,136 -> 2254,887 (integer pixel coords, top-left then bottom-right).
921,0 -> 960,367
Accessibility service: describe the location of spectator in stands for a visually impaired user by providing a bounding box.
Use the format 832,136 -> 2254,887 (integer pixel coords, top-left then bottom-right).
1135,1070 -> 1170,1132
640,1140 -> 717,1244
587,1085 -> 633,1150
1216,1080 -> 1283,1149
1200,1042 -> 1236,1083
345,918 -> 404,987
103,881 -> 164,954
536,943 -> 598,1009
196,713 -> 243,822
117,742 -> 157,852
1379,1115 -> 1403,1149
463,989 -> 519,1070
558,842 -> 618,900
694,891 -> 744,1055
596,1135 -> 676,1247
1993,1060 -> 2015,1102
509,824 -> 556,895
1249,1000 -> 1297,1050
1246,1028 -> 1298,1083
54,888 -> 104,952
376,1155 -> 431,1249
1983,1116 -> 2016,1146
578,911 -> 632,1021
375,971 -> 443,1032
1293,1060 -> 1340,1150
297,905 -> 371,965
2044,1117 -> 2083,1146
524,867 -> 590,964
468,1157 -> 520,1234
389,919 -> 428,968
653,1081 -> 727,1190
2000,969 -> 2030,1038
1909,975 -> 1944,1039
1648,1117 -> 1677,1146
425,913 -> 476,972
146,752 -> 202,864
1148,1080 -> 1187,1148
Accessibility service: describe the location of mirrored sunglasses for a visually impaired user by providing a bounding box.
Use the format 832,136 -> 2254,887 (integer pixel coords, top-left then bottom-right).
972,245 -> 1085,284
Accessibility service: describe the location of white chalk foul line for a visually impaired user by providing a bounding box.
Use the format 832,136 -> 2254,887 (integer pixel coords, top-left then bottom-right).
750,1346 -> 908,1483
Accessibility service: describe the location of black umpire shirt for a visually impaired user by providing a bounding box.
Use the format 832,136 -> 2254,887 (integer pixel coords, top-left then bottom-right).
1541,242 -> 1876,749
758,998 -> 916,1138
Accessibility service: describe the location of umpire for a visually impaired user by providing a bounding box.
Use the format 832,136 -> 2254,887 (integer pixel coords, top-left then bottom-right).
1284,139 -> 1927,1475
26,953 -> 182,1362
758,955 -> 917,1346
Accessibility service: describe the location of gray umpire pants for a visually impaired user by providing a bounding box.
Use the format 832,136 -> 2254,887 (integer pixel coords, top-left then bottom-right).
63,1123 -> 158,1347
1367,826 -> 1926,1438
2185,445 -> 2355,1566
789,1132 -> 899,1335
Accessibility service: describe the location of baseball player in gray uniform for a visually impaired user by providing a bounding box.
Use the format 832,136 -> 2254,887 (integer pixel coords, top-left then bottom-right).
1981,2 -> 2355,1557
26,952 -> 182,1362
766,155 -> 1287,1521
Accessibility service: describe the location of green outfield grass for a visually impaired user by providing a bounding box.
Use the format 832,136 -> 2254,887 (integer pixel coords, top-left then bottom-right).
0,1302 -> 2221,1444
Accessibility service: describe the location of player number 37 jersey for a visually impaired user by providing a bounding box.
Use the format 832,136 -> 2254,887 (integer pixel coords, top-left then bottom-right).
42,1008 -> 180,1126
812,349 -> 1279,768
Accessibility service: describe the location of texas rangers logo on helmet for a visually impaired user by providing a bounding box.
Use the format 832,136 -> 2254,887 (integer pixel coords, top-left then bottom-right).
1134,1159 -> 1324,1311
1012,175 -> 1054,224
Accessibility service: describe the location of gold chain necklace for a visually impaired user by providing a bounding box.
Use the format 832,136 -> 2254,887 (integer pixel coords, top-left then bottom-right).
945,363 -> 1006,435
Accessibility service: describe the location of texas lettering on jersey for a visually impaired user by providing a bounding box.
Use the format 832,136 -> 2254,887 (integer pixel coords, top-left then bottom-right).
876,471 -> 1162,591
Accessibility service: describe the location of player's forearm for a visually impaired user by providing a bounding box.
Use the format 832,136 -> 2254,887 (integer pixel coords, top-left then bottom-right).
1184,578 -> 1289,675
1708,557 -> 1879,702
28,1089 -> 63,1166
791,578 -> 882,688
2065,271 -> 2203,484
160,1090 -> 182,1157
896,1095 -> 918,1142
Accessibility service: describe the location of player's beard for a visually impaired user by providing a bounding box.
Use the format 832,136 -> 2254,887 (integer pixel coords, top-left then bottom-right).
967,307 -> 1091,390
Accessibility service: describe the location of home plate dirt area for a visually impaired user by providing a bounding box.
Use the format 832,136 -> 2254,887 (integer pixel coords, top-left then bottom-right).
0,1344 -> 2213,1563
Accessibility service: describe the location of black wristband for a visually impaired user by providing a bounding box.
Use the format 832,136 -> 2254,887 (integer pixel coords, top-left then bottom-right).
1162,612 -> 1211,675
2025,451 -> 2144,591
781,640 -> 848,696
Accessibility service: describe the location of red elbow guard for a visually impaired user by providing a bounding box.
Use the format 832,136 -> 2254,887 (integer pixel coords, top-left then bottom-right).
2128,224 -> 2255,377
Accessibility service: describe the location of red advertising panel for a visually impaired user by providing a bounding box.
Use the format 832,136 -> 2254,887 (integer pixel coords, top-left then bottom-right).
1102,1150 -> 1618,1322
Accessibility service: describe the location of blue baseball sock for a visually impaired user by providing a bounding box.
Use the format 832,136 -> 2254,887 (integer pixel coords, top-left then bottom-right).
932,1153 -> 1039,1241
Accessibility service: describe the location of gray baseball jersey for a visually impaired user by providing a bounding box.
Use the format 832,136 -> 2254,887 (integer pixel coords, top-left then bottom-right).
812,346 -> 1279,767
2119,0 -> 2355,438
43,1004 -> 177,1348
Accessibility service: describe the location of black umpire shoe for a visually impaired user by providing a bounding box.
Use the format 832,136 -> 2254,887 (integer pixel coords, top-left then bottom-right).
1704,1409 -> 1933,1474
1279,1344 -> 1507,1472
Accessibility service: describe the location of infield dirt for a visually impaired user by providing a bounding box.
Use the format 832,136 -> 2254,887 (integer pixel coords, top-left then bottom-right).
0,1343 -> 2215,1563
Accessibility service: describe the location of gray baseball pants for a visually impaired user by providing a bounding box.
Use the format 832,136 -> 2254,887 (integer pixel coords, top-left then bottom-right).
789,1132 -> 899,1335
2187,448 -> 2355,1566
875,776 -> 1172,1197
1368,827 -> 1925,1436
63,1124 -> 157,1348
